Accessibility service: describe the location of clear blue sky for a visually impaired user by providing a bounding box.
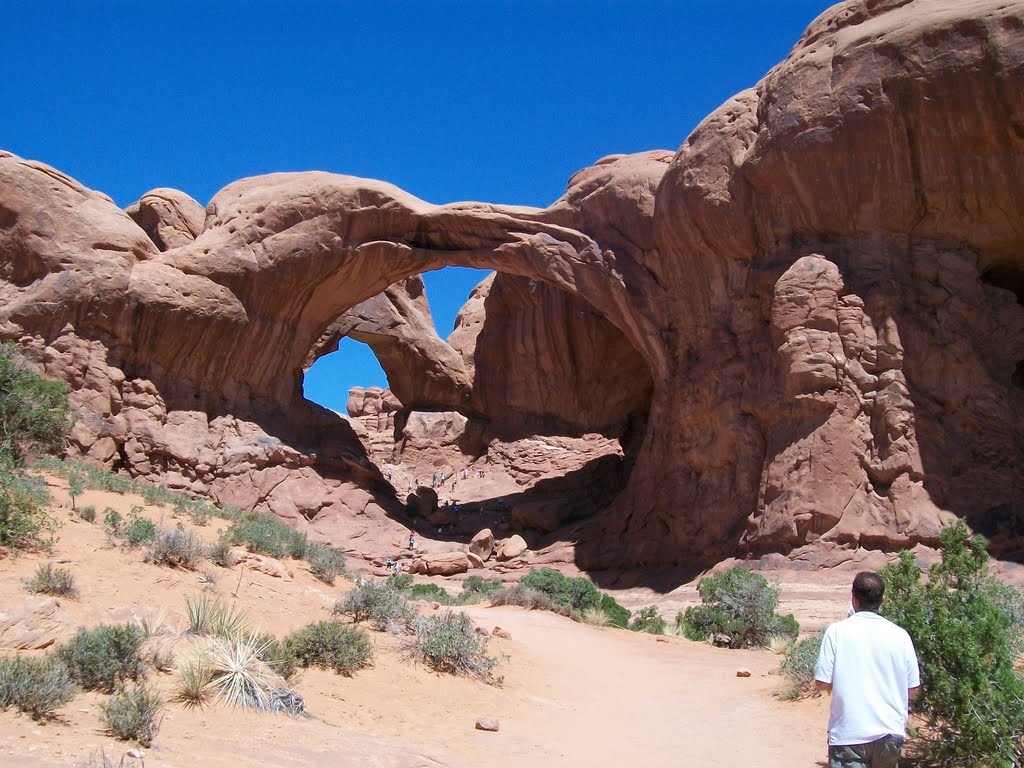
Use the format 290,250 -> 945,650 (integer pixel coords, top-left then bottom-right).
2,0 -> 831,413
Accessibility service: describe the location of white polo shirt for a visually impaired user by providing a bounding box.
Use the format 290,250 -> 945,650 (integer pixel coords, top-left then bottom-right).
814,611 -> 921,746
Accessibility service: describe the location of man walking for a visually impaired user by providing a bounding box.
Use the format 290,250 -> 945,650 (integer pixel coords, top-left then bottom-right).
814,571 -> 920,767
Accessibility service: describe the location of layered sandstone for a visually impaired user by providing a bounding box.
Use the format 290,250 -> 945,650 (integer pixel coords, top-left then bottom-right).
1,0 -> 1021,573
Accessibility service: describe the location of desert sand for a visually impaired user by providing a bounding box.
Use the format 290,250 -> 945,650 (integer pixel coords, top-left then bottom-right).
1,475 -> 843,768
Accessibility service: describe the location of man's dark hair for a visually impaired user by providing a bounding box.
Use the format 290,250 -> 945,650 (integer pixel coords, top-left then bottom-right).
853,571 -> 885,611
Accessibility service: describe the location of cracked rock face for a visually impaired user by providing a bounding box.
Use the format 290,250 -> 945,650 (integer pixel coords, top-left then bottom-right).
1,0 -> 1023,570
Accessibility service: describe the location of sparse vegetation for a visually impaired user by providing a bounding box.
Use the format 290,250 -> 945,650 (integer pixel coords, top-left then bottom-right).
306,542 -> 346,584
0,654 -> 75,720
57,623 -> 146,693
24,563 -> 79,598
184,594 -> 251,641
226,512 -> 307,560
77,504 -> 96,523
879,520 -> 1024,768
779,632 -> 823,700
102,685 -> 162,746
489,584 -> 559,612
284,621 -> 373,676
145,524 -> 205,569
408,611 -> 499,682
207,537 -> 236,568
0,342 -> 72,466
0,467 -> 57,552
335,579 -> 416,631
121,505 -> 157,546
678,568 -> 798,649
520,567 -> 601,611
629,605 -> 666,635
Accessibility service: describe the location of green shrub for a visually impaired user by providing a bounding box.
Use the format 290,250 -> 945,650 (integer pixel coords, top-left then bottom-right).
879,520 -> 1024,768
520,568 -> 601,612
599,594 -> 631,628
388,572 -> 413,591
145,525 -> 204,569
408,583 -> 454,603
0,342 -> 72,466
226,512 -> 306,559
102,507 -> 123,535
629,605 -> 666,635
0,654 -> 75,719
779,632 -> 823,700
284,622 -> 372,676
207,537 -> 235,568
67,473 -> 85,510
102,686 -> 162,746
139,483 -> 177,507
78,504 -> 97,523
306,542 -> 346,584
24,563 -> 78,598
122,506 -> 156,546
408,611 -> 499,681
0,467 -> 57,551
253,633 -> 299,683
463,575 -> 502,595
680,568 -> 797,649
184,594 -> 252,641
335,580 -> 415,631
489,584 -> 560,613
58,624 -> 145,693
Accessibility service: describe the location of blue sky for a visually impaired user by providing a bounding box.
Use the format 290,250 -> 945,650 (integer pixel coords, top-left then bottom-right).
2,0 -> 831,412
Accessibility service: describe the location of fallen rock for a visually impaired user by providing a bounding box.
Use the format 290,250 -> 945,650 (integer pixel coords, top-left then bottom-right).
467,552 -> 485,569
736,668 -> 752,678
469,528 -> 495,561
475,717 -> 500,732
492,626 -> 511,640
408,551 -> 470,576
235,552 -> 293,579
496,535 -> 528,561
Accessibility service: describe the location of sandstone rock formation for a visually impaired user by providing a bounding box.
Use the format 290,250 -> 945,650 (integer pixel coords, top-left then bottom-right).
1,0 -> 1022,574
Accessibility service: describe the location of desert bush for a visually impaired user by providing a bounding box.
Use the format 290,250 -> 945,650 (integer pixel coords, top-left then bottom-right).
408,611 -> 499,681
520,568 -> 601,612
582,607 -> 611,626
679,568 -> 798,649
226,512 -> 305,559
138,483 -> 177,508
24,563 -> 78,598
407,582 -> 453,603
879,519 -> 1024,768
252,633 -> 299,683
78,504 -> 97,523
0,654 -> 75,719
207,537 -> 235,568
335,580 -> 416,631
184,594 -> 251,641
306,542 -> 346,584
0,342 -> 72,466
0,467 -> 57,551
58,624 -> 145,693
489,584 -> 560,613
463,575 -> 503,596
203,635 -> 305,714
284,622 -> 373,676
102,507 -> 122,535
389,572 -> 413,591
102,685 -> 162,746
122,506 -> 156,546
174,658 -> 213,710
145,525 -> 204,569
599,594 -> 631,628
629,605 -> 667,635
779,632 -> 823,700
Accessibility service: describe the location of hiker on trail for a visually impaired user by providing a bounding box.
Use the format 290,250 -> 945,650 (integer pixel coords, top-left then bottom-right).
815,571 -> 920,768
432,472 -> 437,486
440,471 -> 446,486
408,529 -> 416,550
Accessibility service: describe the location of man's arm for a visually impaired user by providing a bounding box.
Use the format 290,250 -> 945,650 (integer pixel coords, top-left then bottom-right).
815,680 -> 832,692
908,686 -> 919,701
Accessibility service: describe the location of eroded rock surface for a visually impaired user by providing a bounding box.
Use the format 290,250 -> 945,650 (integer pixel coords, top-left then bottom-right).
1,0 -> 1022,573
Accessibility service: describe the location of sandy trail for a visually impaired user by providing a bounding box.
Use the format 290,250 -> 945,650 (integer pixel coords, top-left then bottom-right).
1,479 -> 835,768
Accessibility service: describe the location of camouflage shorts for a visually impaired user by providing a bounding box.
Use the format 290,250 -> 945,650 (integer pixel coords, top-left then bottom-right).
828,734 -> 905,768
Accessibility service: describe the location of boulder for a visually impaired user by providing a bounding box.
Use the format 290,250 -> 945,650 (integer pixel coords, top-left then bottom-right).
468,528 -> 495,561
235,553 -> 293,579
409,551 -> 470,577
496,535 -> 528,561
467,552 -> 485,569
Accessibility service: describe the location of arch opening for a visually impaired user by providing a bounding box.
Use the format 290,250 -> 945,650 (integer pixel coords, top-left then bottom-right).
299,266 -> 654,549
